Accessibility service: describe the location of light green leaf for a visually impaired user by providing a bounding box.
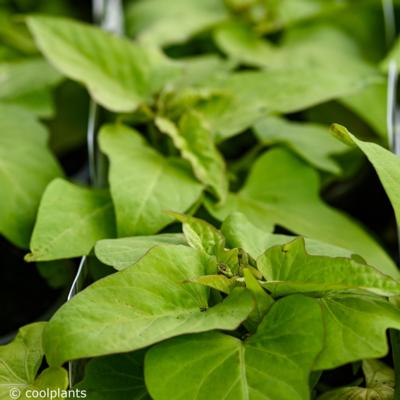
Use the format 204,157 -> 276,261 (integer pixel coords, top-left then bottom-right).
315,293 -> 400,370
221,212 -> 354,259
76,351 -> 151,400
254,116 -> 348,174
175,55 -> 234,87
95,233 -> 186,270
188,274 -> 238,294
44,245 -> 254,366
126,0 -> 228,46
0,323 -> 68,400
214,22 -> 366,72
340,82 -> 387,140
207,149 -> 397,277
200,64 -> 380,141
27,16 -> 177,113
0,58 -> 62,116
145,295 -> 323,400
0,105 -> 62,248
332,124 -> 400,227
156,113 -> 228,202
99,124 -> 203,237
258,238 -> 400,297
213,21 -> 276,68
26,178 -> 116,262
261,0 -> 348,32
168,212 -> 225,256
243,268 -> 274,331
320,359 -> 395,400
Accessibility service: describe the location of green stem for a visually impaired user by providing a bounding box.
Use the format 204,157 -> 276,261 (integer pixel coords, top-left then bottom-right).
390,329 -> 400,399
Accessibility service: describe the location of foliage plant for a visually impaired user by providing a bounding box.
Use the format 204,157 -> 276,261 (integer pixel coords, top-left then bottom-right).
3,0 -> 400,399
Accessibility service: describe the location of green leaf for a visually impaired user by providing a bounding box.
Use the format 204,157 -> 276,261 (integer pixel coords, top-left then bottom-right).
254,116 -> 348,174
315,293 -> 400,370
243,268 -> 274,331
188,274 -> 238,294
126,0 -> 227,46
261,0 -> 348,32
0,104 -> 62,248
95,233 -> 186,270
27,16 -> 177,113
0,323 -> 68,399
26,178 -> 116,262
258,238 -> 400,297
76,351 -> 151,400
145,295 -> 323,400
44,245 -> 254,366
332,124 -> 400,227
221,212 -> 354,259
156,112 -> 228,202
319,359 -> 395,400
207,149 -> 397,277
99,124 -> 203,237
213,21 -> 276,68
200,64 -> 380,141
0,58 -> 62,116
340,82 -> 387,140
168,212 -> 225,256
214,22 -> 367,72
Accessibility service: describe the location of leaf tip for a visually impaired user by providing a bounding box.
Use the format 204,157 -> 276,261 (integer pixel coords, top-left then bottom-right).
330,124 -> 356,147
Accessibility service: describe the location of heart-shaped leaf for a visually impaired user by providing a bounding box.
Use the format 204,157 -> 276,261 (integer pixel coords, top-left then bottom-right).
315,293 -> 400,370
26,178 -> 115,261
258,238 -> 400,297
44,245 -> 254,366
27,16 -> 178,112
221,212 -> 354,259
76,351 -> 151,400
0,105 -> 62,248
99,124 -> 203,236
145,295 -> 323,400
0,323 -> 68,399
207,148 -> 397,277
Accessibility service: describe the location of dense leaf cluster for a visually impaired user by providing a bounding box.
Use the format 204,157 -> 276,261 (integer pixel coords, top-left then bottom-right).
2,0 -> 400,399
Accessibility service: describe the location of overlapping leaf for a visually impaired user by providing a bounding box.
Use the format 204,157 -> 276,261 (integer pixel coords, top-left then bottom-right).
27,16 -> 178,112
44,245 -> 254,366
145,295 -> 323,400
207,148 -> 397,277
0,105 -> 62,247
199,62 -> 380,141
156,112 -> 228,202
254,116 -> 348,173
99,124 -> 203,236
95,233 -> 185,270
26,178 -> 115,261
314,293 -> 400,370
319,359 -> 394,399
257,238 -> 400,297
221,212 -> 353,259
126,0 -> 228,46
0,58 -> 62,116
77,351 -> 151,400
0,323 -> 68,399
